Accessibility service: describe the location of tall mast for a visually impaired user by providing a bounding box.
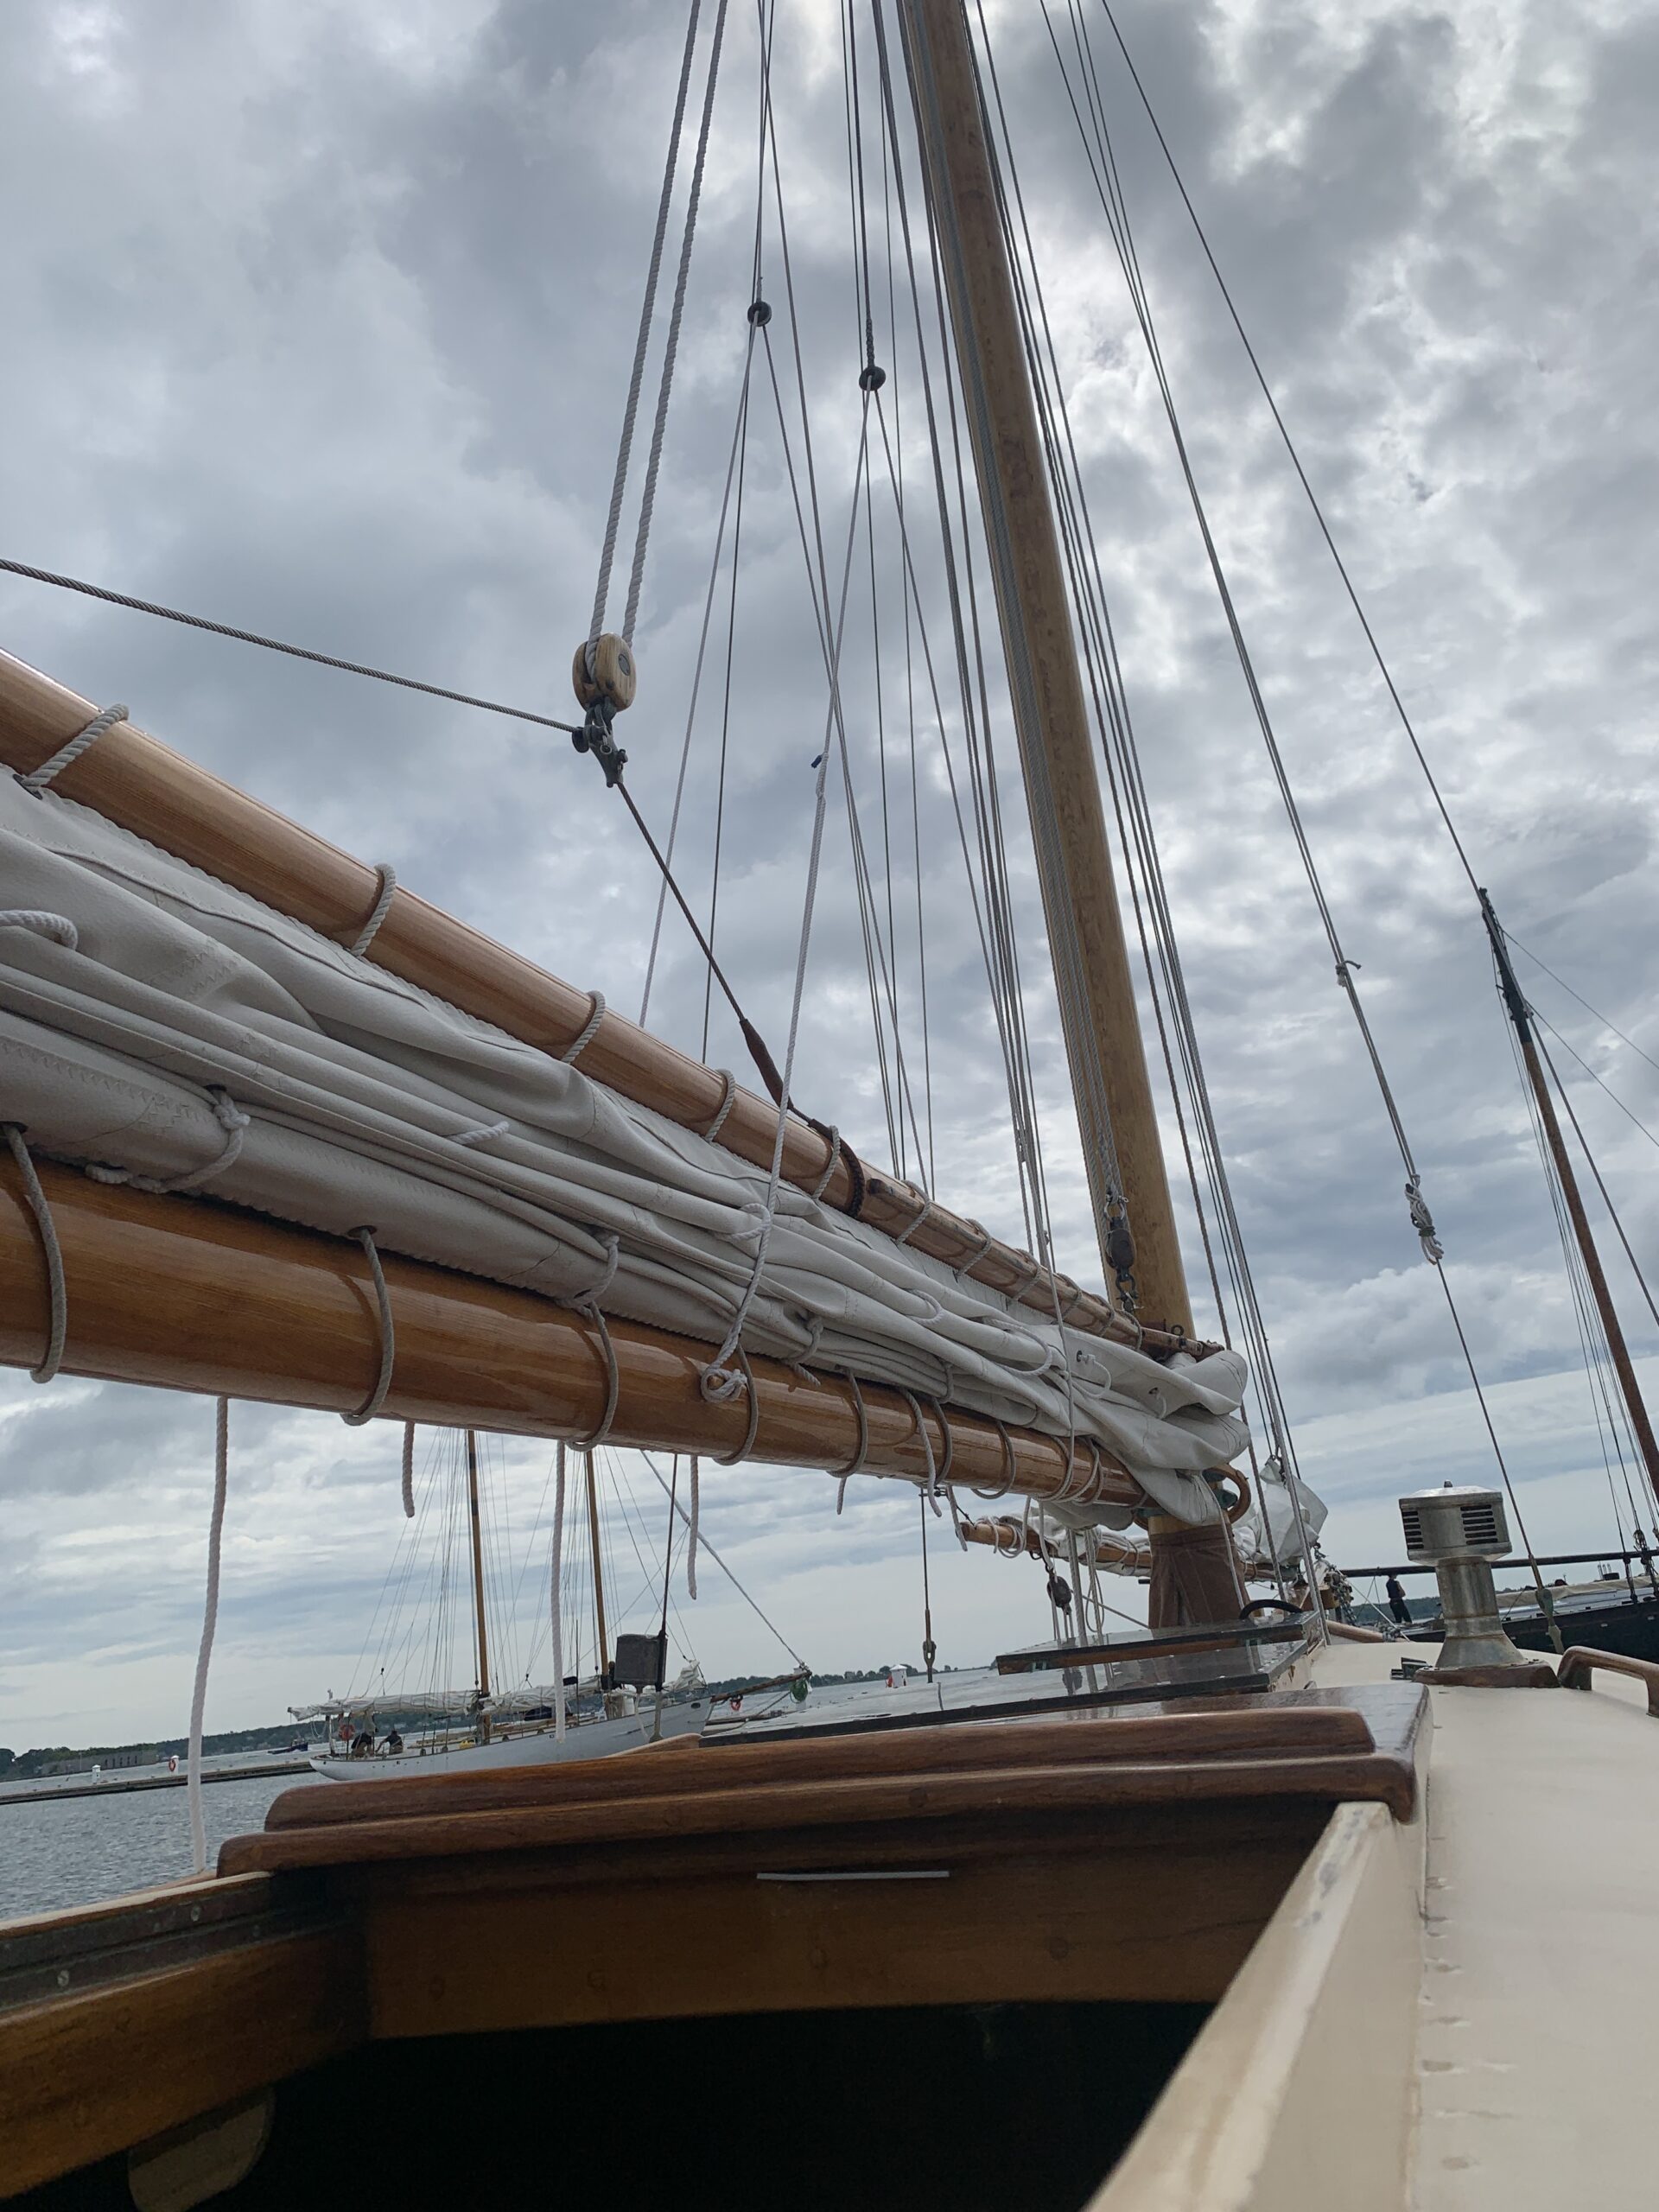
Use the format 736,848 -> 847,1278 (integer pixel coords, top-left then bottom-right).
465,1429 -> 492,1704
584,1452 -> 613,1688
1482,892 -> 1659,1511
894,0 -> 1191,1333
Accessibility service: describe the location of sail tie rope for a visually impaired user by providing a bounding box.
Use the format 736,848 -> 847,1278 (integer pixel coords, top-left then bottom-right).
1406,1174 -> 1445,1266
895,1386 -> 944,1516
0,911 -> 79,949
2,1124 -> 67,1382
561,992 -> 607,1066
575,1307 -> 620,1449
550,1441 -> 568,1742
84,1086 -> 251,1197
703,1344 -> 760,1465
341,1228 -> 395,1427
187,1395 -> 230,1875
349,864 -> 397,958
953,1220 -> 994,1283
969,1417 -> 1020,1503
835,1371 -> 870,1513
699,1070 -> 738,1144
791,1313 -> 825,1378
400,1423 -> 416,1519
454,1117 -> 511,1148
561,1231 -> 620,1309
893,1193 -> 932,1249
686,1453 -> 700,1599
18,703 -> 129,795
809,1126 -> 842,1203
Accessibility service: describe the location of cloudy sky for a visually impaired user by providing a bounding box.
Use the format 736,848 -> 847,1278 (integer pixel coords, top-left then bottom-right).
3,0 -> 1657,1752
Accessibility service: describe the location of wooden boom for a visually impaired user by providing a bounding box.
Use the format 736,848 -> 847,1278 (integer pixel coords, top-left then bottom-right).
0,647 -> 1198,1363
0,1160 -> 1141,1512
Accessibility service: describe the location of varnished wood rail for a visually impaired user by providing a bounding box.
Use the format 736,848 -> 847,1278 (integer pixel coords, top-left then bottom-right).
1558,1644 -> 1659,1715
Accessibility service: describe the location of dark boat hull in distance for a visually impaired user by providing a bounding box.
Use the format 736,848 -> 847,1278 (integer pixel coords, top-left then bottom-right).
1410,1591 -> 1659,1664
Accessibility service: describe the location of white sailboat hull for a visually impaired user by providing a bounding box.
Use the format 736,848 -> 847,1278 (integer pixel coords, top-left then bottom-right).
308,1697 -> 708,1781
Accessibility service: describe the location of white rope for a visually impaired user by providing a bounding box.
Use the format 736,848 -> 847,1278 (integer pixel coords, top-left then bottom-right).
2,1124 -> 67,1382
0,910 -> 78,949
18,702 -> 128,795
686,1452 -> 700,1598
701,1070 -> 737,1142
84,1086 -> 250,1197
341,1228 -> 395,1426
623,0 -> 730,647
454,1117 -> 511,1148
699,397 -> 872,1397
400,1421 -> 416,1519
575,1306 -> 620,1448
836,1371 -> 870,1513
809,1126 -> 842,1203
349,864 -> 397,958
562,991 -> 606,1065
588,0 -> 704,648
550,1441 -> 568,1742
187,1395 -> 230,1876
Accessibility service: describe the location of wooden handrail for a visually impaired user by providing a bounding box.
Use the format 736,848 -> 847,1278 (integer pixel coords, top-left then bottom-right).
1558,1645 -> 1659,1716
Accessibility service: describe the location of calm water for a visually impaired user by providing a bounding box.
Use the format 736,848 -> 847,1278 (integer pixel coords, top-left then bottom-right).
0,1772 -> 327,1923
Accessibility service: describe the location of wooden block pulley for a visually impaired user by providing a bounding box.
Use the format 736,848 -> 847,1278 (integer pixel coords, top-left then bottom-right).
572,632 -> 638,713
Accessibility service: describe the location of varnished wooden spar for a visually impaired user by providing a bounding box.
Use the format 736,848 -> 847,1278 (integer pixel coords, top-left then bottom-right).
0,1162 -> 1140,1510
958,1511 -> 1147,1572
0,646 -> 1192,1361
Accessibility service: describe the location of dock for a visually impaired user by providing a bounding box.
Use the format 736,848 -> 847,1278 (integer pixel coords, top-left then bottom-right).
0,1760 -> 315,1808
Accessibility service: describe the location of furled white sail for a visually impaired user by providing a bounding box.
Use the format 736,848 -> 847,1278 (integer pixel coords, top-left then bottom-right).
0,774 -> 1257,1526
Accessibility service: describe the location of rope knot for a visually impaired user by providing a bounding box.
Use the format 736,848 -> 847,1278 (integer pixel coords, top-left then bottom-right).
1405,1175 -> 1445,1266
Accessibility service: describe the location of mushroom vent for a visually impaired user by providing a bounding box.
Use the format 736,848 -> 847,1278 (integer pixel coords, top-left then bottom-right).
1399,1482 -> 1510,1563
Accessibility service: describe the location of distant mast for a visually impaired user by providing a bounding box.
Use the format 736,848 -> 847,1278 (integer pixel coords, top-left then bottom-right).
1481,892 -> 1659,1512
465,1429 -> 493,1739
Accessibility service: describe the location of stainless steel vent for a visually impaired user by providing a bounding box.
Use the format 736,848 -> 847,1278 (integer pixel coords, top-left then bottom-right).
1398,1483 -> 1510,1563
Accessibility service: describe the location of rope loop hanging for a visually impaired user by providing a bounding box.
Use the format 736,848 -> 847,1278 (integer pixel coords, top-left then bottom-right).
349,864 -> 397,958
575,1305 -> 621,1449
895,1385 -> 943,1514
187,1395 -> 230,1875
704,1343 -> 760,1466
400,1422 -> 416,1519
969,1415 -> 1020,1503
19,702 -> 128,796
2,1123 -> 67,1383
341,1227 -> 395,1426
835,1370 -> 870,1512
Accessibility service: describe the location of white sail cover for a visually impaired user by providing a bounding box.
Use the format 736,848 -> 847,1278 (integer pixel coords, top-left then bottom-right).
0,773 -> 1257,1526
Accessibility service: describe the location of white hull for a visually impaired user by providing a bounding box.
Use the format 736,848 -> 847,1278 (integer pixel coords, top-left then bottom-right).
309,1696 -> 707,1780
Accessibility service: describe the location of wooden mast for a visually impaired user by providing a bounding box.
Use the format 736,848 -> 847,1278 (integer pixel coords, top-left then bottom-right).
584,1454 -> 613,1694
1483,892 -> 1659,1511
895,0 -> 1191,1336
465,1431 -> 493,1737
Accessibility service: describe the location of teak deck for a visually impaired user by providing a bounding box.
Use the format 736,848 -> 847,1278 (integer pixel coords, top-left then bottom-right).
0,1685 -> 1426,2199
